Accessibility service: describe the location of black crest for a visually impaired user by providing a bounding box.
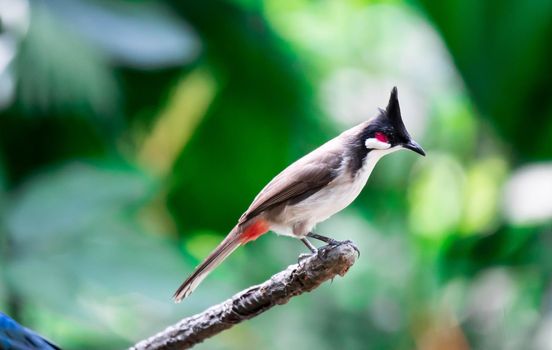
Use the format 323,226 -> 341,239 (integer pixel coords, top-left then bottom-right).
347,86 -> 420,172
383,87 -> 409,138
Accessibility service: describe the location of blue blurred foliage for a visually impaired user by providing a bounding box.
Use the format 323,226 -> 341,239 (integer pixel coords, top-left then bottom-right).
0,0 -> 551,349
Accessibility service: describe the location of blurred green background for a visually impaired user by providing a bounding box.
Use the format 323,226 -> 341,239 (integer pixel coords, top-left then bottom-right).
1,0 -> 552,349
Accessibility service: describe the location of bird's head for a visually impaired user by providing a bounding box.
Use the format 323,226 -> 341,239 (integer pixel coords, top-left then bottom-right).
362,87 -> 425,156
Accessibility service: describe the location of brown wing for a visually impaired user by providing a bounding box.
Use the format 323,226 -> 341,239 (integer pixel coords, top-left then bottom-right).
239,146 -> 344,224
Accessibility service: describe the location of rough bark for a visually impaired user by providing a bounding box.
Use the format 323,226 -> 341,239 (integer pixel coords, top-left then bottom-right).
130,242 -> 359,350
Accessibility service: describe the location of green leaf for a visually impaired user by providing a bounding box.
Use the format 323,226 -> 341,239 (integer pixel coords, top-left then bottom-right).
15,2 -> 117,118
6,162 -> 153,244
4,161 -> 190,344
45,0 -> 200,69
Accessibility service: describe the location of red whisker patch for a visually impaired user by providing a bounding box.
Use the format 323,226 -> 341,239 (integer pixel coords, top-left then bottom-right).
375,132 -> 388,143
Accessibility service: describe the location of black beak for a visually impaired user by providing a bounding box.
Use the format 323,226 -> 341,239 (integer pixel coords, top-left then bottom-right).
403,140 -> 426,156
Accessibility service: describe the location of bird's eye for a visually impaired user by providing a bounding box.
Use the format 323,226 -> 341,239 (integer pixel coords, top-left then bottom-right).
375,132 -> 388,143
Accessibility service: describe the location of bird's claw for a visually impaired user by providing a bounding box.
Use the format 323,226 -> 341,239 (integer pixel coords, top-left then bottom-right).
326,239 -> 360,257
298,252 -> 315,263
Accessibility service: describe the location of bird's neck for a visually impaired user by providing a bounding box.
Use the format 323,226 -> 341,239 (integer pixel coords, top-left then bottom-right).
347,144 -> 401,177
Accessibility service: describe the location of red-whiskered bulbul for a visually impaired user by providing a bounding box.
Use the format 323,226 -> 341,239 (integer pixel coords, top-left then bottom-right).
174,87 -> 425,302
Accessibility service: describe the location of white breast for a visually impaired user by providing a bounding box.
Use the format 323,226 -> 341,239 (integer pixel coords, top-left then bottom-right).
270,146 -> 400,237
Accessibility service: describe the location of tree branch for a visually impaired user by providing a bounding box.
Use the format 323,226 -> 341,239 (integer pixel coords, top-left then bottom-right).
130,242 -> 359,350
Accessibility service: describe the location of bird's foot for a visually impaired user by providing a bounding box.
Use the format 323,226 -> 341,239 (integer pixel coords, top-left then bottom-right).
299,238 -> 319,263
307,232 -> 360,257
297,253 -> 314,263
301,238 -> 317,254
328,239 -> 360,257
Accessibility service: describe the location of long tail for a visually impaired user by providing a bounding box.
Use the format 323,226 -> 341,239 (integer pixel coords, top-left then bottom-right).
173,220 -> 269,302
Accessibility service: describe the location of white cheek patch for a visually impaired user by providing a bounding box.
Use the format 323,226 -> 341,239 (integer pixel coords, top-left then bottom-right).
365,138 -> 391,150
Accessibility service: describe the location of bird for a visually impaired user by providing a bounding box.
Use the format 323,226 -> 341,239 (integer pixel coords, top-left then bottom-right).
174,86 -> 425,302
0,312 -> 61,350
